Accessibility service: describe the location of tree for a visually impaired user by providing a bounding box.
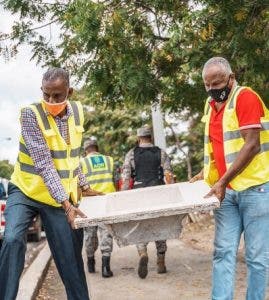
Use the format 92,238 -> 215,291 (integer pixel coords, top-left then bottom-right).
1,0 -> 268,111
0,159 -> 14,179
76,91 -> 201,180
165,111 -> 204,181
74,91 -> 151,163
1,0 -> 268,180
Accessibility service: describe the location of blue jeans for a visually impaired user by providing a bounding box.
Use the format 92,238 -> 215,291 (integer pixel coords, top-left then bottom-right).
0,183 -> 89,300
212,182 -> 269,300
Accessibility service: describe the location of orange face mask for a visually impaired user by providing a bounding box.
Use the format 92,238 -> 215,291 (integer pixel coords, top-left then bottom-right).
43,100 -> 68,117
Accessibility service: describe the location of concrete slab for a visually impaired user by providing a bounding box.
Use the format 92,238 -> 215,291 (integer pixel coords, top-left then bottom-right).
75,181 -> 218,226
109,214 -> 185,247
75,181 -> 219,246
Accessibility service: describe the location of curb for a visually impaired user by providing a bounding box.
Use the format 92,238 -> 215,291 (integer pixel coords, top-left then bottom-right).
17,242 -> 51,300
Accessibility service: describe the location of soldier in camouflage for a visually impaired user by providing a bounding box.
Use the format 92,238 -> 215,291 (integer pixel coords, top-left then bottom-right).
121,126 -> 174,279
84,224 -> 113,276
81,138 -> 115,278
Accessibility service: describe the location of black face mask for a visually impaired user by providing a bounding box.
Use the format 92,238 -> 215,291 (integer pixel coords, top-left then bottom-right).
207,76 -> 231,102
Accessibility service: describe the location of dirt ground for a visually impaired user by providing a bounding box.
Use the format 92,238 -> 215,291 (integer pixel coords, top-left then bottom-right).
36,215 -> 262,300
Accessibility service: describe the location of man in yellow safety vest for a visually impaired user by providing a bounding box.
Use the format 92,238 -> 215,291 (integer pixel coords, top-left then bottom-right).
80,138 -> 116,278
191,57 -> 269,300
0,67 -> 101,300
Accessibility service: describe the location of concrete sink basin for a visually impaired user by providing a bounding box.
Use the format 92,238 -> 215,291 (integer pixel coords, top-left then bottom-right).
74,180 -> 219,246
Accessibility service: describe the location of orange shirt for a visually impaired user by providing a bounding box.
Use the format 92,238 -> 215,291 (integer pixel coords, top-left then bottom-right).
209,88 -> 264,178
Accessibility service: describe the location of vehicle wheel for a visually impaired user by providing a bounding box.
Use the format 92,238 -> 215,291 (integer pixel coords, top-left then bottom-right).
31,229 -> 42,242
28,215 -> 42,242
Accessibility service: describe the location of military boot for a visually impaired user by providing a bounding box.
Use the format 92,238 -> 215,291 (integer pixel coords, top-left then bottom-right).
102,256 -> 113,278
157,253 -> 167,274
138,251 -> 148,279
87,256 -> 95,273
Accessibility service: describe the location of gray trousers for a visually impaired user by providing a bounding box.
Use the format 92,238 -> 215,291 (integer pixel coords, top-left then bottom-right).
136,240 -> 167,255
84,224 -> 113,257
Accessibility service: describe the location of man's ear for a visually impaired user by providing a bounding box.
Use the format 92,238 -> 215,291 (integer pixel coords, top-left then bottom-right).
229,73 -> 236,87
68,87 -> 74,98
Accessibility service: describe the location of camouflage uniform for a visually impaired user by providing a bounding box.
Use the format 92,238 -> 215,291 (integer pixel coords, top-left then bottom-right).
137,240 -> 167,254
122,142 -> 173,255
84,224 -> 113,257
82,138 -> 115,277
81,141 -> 114,258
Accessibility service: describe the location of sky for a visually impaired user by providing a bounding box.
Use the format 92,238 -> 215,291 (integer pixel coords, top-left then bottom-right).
0,8 -> 55,163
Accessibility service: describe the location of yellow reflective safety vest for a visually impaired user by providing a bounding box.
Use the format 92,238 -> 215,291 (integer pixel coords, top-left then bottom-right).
202,86 -> 269,191
80,153 -> 116,193
11,101 -> 84,207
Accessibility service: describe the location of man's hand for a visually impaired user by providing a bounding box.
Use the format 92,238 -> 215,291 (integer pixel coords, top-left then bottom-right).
66,206 -> 87,229
204,180 -> 226,202
164,171 -> 174,184
62,200 -> 87,229
82,187 -> 104,197
189,169 -> 204,183
77,186 -> 82,200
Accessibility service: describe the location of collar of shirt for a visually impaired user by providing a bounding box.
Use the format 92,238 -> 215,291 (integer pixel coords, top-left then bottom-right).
88,152 -> 100,156
139,142 -> 154,147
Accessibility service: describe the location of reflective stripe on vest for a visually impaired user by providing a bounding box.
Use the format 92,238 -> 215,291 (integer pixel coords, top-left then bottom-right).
34,103 -> 51,130
19,160 -> 79,179
69,101 -> 80,126
87,178 -> 114,185
225,142 -> 269,164
20,142 -> 80,159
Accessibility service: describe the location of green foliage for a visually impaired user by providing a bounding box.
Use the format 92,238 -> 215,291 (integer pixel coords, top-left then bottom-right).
2,0 -> 268,110
0,160 -> 14,179
166,113 -> 204,180
73,91 -> 151,163
1,0 -> 269,178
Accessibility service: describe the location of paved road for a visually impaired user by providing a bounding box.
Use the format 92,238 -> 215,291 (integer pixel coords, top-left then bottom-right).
36,217 -> 264,300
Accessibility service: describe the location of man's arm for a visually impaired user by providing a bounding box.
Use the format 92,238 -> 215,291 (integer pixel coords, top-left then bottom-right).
121,149 -> 134,190
161,150 -> 174,184
77,165 -> 89,188
21,107 -> 68,203
205,128 -> 260,201
189,169 -> 204,182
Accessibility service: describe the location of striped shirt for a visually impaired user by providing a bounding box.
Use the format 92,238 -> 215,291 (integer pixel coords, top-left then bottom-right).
21,103 -> 87,203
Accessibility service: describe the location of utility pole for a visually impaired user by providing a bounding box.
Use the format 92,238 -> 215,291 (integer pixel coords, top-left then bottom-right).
151,102 -> 166,150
